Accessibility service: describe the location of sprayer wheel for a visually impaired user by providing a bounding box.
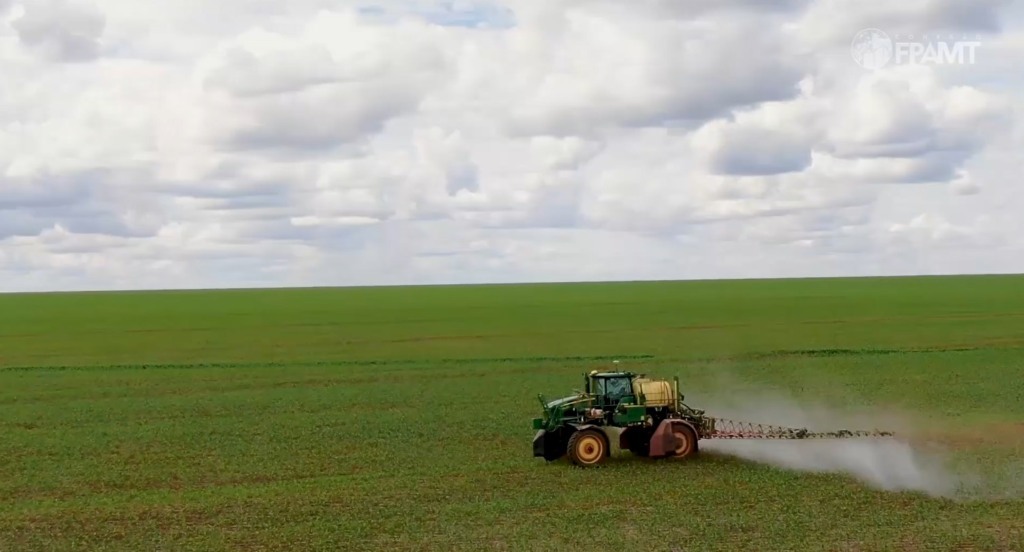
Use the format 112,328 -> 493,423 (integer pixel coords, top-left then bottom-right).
670,425 -> 698,459
567,429 -> 608,467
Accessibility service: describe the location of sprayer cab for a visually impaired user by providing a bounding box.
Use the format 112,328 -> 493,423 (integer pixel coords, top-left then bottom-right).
585,370 -> 635,410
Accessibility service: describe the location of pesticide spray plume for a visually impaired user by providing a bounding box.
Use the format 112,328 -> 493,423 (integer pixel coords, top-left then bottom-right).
705,437 -> 958,496
698,389 -> 958,498
686,372 -> 1024,502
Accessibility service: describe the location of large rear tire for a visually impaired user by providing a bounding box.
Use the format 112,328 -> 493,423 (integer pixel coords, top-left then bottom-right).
567,429 -> 608,467
670,424 -> 699,459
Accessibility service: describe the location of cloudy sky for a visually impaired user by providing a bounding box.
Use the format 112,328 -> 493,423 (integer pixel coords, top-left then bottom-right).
1,0 -> 1022,292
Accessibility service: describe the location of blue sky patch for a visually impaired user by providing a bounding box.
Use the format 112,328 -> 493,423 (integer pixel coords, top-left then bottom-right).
357,1 -> 517,29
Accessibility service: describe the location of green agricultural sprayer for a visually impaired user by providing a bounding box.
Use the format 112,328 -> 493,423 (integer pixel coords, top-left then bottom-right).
532,368 -> 894,467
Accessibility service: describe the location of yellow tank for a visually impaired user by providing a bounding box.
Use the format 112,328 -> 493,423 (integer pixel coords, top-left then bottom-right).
633,378 -> 673,407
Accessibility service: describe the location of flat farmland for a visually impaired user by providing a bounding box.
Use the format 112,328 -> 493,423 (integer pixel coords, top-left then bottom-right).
2,275 -> 1024,551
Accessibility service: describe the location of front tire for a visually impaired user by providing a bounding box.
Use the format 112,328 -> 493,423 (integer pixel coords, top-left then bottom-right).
567,429 -> 608,467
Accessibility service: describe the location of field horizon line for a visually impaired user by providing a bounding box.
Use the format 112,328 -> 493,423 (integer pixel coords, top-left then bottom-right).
2,271 -> 1022,297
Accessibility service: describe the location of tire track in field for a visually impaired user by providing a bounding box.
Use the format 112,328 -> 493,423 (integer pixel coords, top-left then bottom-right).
734,338 -> 1024,361
4,310 -> 1023,341
5,332 -> 1024,373
0,362 -> 567,407
0,353 -> 655,373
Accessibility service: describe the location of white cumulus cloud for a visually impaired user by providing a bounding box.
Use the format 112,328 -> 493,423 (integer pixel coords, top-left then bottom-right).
0,0 -> 1022,292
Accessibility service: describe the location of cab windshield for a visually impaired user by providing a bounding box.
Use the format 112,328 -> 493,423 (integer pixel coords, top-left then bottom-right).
605,377 -> 630,398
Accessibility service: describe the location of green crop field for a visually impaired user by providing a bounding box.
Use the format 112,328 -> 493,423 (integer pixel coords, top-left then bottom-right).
3,274 -> 1024,551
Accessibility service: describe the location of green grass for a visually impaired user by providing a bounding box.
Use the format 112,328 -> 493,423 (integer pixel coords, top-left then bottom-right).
2,274 -> 1024,550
